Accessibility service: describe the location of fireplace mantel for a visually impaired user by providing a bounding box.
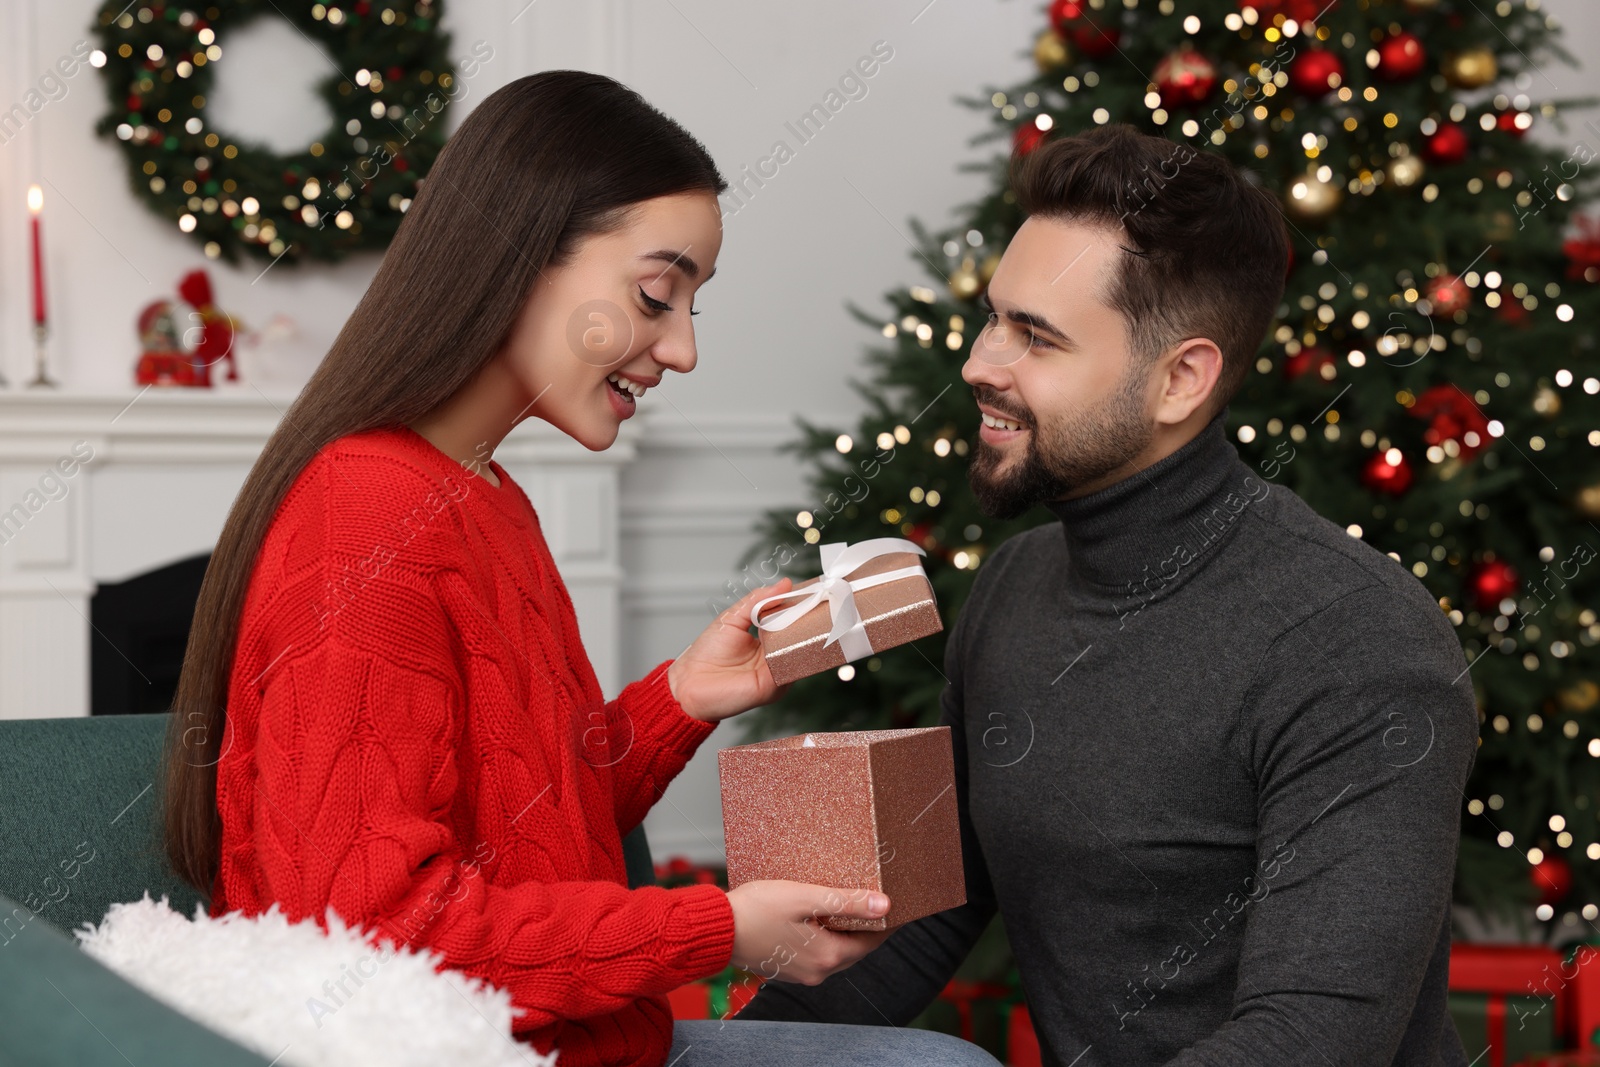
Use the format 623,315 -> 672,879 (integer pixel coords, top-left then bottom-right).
0,387 -> 640,718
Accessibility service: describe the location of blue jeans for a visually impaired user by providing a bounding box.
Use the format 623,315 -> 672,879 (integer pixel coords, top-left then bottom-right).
667,1019 -> 1004,1066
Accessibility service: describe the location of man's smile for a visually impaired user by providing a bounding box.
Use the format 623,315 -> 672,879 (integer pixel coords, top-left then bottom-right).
977,400 -> 1030,444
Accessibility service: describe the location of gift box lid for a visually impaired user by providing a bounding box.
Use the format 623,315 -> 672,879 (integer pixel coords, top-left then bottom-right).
730,727 -> 941,752
757,558 -> 940,658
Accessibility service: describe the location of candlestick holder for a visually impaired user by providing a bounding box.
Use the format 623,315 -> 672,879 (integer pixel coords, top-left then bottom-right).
28,323 -> 57,388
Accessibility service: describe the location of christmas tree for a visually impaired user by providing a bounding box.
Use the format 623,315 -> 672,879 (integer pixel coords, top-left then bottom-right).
740,0 -> 1600,925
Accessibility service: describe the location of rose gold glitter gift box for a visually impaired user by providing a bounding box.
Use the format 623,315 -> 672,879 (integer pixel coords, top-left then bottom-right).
751,539 -> 943,688
718,726 -> 966,931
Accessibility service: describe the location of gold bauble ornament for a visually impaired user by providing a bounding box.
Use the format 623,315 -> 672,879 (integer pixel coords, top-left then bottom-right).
1444,47 -> 1498,90
1560,680 -> 1600,714
1284,171 -> 1343,222
1034,29 -> 1071,73
979,252 -> 1001,284
1533,385 -> 1562,417
1403,0 -> 1442,8
948,258 -> 983,301
1387,154 -> 1425,189
1575,482 -> 1600,520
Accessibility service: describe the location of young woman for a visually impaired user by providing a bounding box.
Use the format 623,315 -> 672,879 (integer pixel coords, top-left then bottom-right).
161,72 -> 998,1067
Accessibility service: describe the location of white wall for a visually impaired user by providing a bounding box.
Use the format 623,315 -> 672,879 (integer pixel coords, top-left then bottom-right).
2,0 -> 1598,862
0,0 -> 1044,393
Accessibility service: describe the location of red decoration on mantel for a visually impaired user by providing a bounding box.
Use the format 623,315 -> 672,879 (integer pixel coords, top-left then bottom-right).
134,301 -> 195,386
28,186 -> 47,328
133,269 -> 242,387
177,268 -> 239,385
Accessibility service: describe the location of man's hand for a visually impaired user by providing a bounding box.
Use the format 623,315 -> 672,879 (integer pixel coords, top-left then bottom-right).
727,879 -> 892,985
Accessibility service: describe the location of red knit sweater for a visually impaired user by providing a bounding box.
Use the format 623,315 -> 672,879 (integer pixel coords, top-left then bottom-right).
211,423 -> 736,1067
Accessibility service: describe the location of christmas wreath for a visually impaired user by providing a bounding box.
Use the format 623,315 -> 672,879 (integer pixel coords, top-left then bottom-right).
92,0 -> 457,266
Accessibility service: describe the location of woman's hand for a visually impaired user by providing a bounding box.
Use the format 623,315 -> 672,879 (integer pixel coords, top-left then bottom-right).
726,879 -> 892,986
668,579 -> 792,723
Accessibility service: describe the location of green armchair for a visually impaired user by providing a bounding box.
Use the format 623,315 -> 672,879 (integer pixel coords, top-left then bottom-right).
0,712 -> 659,1066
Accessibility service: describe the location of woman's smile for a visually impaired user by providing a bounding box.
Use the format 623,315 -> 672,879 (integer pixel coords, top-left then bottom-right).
604,370 -> 658,419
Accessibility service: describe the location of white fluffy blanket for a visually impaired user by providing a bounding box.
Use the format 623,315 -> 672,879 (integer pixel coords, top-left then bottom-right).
74,893 -> 557,1067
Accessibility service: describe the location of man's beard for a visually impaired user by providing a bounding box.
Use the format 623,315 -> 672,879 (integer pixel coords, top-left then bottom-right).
967,371 -> 1153,519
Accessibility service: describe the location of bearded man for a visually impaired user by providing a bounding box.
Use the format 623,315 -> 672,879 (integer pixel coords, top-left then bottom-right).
736,123 -> 1478,1067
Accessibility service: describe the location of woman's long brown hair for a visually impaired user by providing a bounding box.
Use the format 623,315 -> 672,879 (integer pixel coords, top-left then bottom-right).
163,70 -> 727,895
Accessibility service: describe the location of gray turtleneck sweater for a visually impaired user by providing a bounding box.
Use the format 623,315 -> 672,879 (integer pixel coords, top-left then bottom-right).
736,406 -> 1479,1066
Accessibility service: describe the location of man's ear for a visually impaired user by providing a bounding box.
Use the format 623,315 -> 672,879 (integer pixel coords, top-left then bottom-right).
1158,338 -> 1224,425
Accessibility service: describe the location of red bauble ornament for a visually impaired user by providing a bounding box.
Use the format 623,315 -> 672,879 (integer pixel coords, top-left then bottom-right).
1155,48 -> 1218,107
1469,559 -> 1519,613
1013,120 -> 1051,156
1239,0 -> 1335,21
1562,215 -> 1600,282
1360,449 -> 1414,496
1409,383 -> 1490,460
905,522 -> 938,553
1282,346 -> 1336,381
1047,0 -> 1084,32
1377,31 -> 1427,80
1424,274 -> 1470,316
1533,854 -> 1573,907
1289,50 -> 1345,97
1049,0 -> 1119,57
1069,19 -> 1120,59
1497,299 -> 1530,326
1498,110 -> 1531,138
1423,123 -> 1470,165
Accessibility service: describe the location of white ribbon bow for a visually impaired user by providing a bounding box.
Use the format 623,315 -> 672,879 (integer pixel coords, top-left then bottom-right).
751,538 -> 930,663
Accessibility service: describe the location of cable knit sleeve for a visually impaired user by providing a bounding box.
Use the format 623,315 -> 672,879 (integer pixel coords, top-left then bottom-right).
601,659 -> 719,837
248,587 -> 735,1032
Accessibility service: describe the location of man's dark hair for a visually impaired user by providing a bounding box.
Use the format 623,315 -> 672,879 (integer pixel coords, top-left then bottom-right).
1010,123 -> 1290,415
